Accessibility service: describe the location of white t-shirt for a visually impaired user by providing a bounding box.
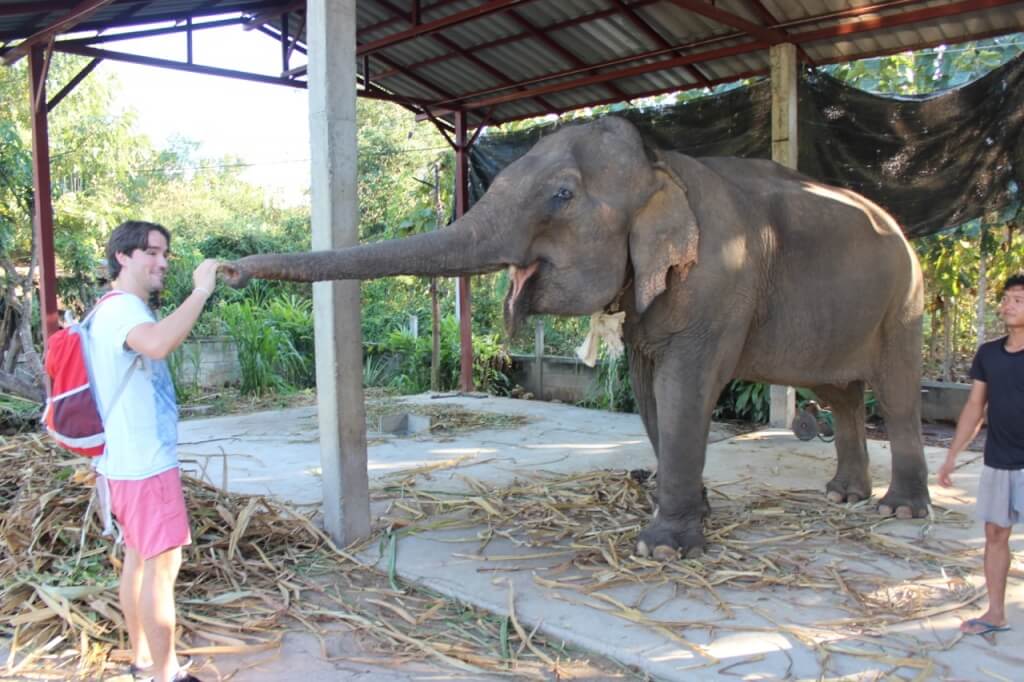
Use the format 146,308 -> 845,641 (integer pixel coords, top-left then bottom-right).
88,292 -> 179,480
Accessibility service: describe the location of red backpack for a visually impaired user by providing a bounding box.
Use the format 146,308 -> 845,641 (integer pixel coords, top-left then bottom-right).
41,292 -> 137,456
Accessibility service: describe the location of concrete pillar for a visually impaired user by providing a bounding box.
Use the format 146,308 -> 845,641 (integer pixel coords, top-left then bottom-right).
307,0 -> 369,545
769,42 -> 797,429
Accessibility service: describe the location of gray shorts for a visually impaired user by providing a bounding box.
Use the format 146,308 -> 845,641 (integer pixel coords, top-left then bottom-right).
977,465 -> 1024,528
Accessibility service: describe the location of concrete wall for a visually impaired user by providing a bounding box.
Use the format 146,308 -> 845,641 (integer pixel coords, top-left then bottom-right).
921,380 -> 970,424
173,337 -> 240,389
513,355 -> 970,423
510,354 -> 600,402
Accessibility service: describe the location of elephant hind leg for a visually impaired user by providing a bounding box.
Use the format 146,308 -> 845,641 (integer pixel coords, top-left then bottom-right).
871,358 -> 930,518
813,382 -> 872,504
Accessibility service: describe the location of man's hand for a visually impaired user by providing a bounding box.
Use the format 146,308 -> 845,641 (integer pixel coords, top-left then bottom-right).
936,454 -> 957,488
193,258 -> 219,295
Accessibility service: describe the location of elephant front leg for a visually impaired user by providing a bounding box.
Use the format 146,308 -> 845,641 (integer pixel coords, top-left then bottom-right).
635,358 -> 718,560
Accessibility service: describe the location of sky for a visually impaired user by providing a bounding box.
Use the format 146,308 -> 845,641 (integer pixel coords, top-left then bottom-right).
97,21 -> 312,204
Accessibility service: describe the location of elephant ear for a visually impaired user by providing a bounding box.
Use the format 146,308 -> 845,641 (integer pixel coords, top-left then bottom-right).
629,158 -> 700,315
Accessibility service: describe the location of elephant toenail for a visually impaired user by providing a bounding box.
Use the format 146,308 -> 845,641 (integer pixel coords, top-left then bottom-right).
895,506 -> 913,519
826,490 -> 844,503
636,540 -> 650,557
653,545 -> 680,561
877,504 -> 894,516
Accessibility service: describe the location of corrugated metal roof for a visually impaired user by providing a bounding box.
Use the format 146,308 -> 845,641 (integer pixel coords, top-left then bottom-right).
1,0 -> 1022,126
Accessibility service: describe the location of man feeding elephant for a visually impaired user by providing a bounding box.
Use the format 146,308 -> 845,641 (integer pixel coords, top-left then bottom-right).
220,116 -> 930,560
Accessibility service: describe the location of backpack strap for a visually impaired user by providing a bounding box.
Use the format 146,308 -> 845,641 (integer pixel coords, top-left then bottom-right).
84,289 -> 141,422
101,354 -> 141,422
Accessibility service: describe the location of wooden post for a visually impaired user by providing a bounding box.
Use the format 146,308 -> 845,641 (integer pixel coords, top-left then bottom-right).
307,0 -> 369,545
769,42 -> 797,429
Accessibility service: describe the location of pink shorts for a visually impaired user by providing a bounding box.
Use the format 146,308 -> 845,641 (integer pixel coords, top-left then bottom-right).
108,467 -> 192,560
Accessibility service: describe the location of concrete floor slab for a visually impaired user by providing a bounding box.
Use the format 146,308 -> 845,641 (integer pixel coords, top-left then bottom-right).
176,395 -> 1024,681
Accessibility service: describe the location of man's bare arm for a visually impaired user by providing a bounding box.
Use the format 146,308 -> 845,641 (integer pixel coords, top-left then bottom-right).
937,380 -> 987,487
125,259 -> 218,360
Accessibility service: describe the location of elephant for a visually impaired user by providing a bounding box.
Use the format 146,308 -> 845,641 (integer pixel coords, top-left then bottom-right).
220,116 -> 930,559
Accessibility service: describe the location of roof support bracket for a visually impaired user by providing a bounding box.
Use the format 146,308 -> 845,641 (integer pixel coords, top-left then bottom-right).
47,56 -> 101,113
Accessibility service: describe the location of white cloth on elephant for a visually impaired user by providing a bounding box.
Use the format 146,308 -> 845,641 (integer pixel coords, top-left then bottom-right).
576,311 -> 626,367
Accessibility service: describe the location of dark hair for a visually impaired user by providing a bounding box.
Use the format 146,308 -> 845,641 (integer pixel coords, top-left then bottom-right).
1001,273 -> 1024,298
105,221 -> 170,280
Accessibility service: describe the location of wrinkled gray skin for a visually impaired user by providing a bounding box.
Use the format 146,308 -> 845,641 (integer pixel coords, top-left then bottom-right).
222,117 -> 929,559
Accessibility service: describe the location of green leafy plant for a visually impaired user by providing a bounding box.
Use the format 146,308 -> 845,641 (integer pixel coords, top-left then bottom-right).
714,380 -> 770,424
219,299 -> 307,396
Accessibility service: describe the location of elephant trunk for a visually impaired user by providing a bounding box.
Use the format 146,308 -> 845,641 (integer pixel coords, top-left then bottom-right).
223,213 -> 512,286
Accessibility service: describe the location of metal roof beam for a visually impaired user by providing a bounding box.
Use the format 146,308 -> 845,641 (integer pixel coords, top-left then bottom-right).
356,0 -> 532,57
737,0 -> 815,65
506,7 -> 631,98
371,0 -> 662,81
57,16 -> 244,46
54,43 -> 307,88
244,0 -> 304,30
610,0 -> 710,87
665,0 -> 788,45
3,0 -> 117,65
370,0 -> 558,114
452,0 -> 1020,113
462,39 -> 765,110
0,2 -> 84,16
792,0 -> 1022,43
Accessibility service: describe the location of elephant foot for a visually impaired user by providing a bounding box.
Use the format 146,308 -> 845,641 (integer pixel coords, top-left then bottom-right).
825,476 -> 871,504
635,515 -> 705,561
877,487 -> 930,519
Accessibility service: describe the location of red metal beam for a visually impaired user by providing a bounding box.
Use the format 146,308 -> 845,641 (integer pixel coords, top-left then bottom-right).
47,56 -> 100,112
372,0 -> 558,114
244,0 -> 304,29
506,7 -> 630,99
3,0 -> 117,65
370,0 -> 664,81
792,0 -> 1024,43
610,0 -> 710,87
461,39 -> 765,110
370,0 -> 924,83
454,112 -> 474,393
665,0 -> 788,45
0,1 -> 81,15
736,0 -> 815,65
56,16 -> 244,46
357,0 -> 532,56
28,45 -> 59,342
55,44 -> 307,88
447,0 -> 1021,113
486,68 -> 768,128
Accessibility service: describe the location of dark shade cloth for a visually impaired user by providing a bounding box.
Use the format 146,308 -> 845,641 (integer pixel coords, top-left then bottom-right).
969,338 -> 1024,470
468,53 -> 1024,239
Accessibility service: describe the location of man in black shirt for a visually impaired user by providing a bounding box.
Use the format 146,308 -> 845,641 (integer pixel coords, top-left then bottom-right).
938,273 -> 1024,636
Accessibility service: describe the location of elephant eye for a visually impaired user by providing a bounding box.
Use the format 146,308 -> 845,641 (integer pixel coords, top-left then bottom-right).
554,187 -> 574,201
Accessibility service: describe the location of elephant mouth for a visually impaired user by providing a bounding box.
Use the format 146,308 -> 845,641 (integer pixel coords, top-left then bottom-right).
504,261 -> 541,336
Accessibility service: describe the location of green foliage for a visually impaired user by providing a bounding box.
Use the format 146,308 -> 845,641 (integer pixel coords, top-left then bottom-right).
714,381 -> 770,424
367,314 -> 512,395
579,352 -> 635,413
218,297 -> 311,396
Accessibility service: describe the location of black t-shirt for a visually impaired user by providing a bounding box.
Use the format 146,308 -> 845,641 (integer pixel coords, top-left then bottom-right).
970,337 -> 1024,470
